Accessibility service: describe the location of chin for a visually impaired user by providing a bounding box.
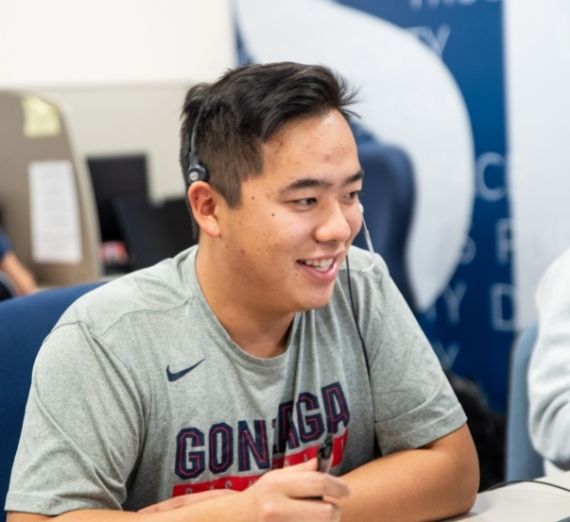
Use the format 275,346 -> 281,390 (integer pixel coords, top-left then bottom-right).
297,291 -> 335,312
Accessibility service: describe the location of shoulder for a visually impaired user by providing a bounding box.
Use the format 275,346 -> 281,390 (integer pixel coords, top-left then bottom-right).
331,246 -> 422,347
56,247 -> 198,337
35,248 -> 201,387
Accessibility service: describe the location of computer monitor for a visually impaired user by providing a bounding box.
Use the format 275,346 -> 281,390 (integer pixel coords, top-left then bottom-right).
87,154 -> 149,243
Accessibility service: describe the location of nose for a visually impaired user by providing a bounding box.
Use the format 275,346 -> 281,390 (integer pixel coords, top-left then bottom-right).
314,202 -> 356,245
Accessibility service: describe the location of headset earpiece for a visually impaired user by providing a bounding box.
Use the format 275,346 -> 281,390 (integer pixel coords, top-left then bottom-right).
187,152 -> 209,184
359,203 -> 364,214
187,104 -> 209,185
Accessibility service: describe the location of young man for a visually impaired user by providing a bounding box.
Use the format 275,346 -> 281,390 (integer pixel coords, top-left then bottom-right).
6,62 -> 478,521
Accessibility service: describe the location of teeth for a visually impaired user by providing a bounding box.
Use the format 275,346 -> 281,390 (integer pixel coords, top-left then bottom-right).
302,258 -> 334,271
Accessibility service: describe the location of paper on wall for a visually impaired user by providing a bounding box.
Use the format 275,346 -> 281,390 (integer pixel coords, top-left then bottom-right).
21,96 -> 62,138
28,161 -> 82,263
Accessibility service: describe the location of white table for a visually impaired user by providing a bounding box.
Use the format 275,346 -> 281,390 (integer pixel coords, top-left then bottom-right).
447,471 -> 570,521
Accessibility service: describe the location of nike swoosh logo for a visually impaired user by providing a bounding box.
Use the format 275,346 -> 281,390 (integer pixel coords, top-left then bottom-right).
166,358 -> 205,382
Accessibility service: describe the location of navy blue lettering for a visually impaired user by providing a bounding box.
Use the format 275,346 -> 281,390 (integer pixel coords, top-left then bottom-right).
176,427 -> 205,479
322,382 -> 350,434
174,383 -> 351,481
276,400 -> 300,453
238,420 -> 270,472
209,422 -> 233,474
271,418 -> 279,454
296,392 -> 324,443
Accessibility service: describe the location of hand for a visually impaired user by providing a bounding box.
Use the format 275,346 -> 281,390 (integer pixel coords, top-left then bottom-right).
138,489 -> 237,513
241,458 -> 350,522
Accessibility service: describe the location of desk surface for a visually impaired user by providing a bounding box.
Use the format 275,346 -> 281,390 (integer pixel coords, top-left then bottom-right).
448,471 -> 570,521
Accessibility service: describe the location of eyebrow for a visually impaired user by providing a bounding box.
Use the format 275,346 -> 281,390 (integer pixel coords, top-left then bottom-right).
279,169 -> 364,195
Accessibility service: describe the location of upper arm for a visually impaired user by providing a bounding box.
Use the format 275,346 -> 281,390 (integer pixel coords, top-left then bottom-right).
6,325 -> 143,513
422,424 -> 480,503
424,424 -> 479,470
0,251 -> 37,294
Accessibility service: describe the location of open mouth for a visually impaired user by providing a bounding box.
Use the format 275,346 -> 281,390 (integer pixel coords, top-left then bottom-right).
297,258 -> 335,272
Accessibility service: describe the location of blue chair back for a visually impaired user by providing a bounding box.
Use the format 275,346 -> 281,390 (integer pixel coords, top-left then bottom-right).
0,282 -> 102,511
355,135 -> 416,310
506,323 -> 544,480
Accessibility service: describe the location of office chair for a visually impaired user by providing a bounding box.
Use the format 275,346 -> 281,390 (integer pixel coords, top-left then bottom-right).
0,91 -> 101,286
0,282 -> 103,509
505,323 -> 544,481
353,126 -> 416,311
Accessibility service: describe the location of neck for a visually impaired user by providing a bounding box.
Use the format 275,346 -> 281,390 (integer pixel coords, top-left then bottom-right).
195,245 -> 295,358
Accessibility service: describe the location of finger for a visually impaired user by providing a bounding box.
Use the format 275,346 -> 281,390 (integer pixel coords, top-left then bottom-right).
138,489 -> 235,513
281,458 -> 318,473
301,474 -> 350,502
271,471 -> 350,501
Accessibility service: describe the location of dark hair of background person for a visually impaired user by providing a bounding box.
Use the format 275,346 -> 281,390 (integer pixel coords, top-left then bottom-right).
179,61 -> 358,238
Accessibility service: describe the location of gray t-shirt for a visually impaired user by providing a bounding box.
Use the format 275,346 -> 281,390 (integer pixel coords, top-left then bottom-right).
6,246 -> 465,515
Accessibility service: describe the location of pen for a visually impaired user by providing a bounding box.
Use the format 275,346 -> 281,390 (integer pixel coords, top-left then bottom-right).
306,435 -> 335,501
317,434 -> 334,474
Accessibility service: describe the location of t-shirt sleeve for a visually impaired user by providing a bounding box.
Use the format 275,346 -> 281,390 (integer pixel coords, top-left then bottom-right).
5,322 -> 145,515
355,257 -> 466,455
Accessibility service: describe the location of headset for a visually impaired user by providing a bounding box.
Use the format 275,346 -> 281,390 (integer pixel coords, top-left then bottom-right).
359,203 -> 376,265
346,203 -> 377,380
186,107 -> 209,185
345,202 -> 385,456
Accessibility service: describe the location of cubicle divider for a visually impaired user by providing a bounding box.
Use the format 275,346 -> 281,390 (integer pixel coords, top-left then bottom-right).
0,91 -> 101,286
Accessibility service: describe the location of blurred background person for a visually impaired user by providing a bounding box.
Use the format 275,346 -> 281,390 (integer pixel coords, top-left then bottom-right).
0,227 -> 37,299
529,247 -> 570,475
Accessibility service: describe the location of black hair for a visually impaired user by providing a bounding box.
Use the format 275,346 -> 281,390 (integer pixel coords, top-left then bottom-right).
179,61 -> 358,237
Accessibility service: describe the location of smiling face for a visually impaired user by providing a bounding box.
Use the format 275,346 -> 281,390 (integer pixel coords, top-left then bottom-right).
203,109 -> 363,320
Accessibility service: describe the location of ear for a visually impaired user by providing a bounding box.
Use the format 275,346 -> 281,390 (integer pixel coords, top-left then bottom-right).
187,182 -> 221,238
